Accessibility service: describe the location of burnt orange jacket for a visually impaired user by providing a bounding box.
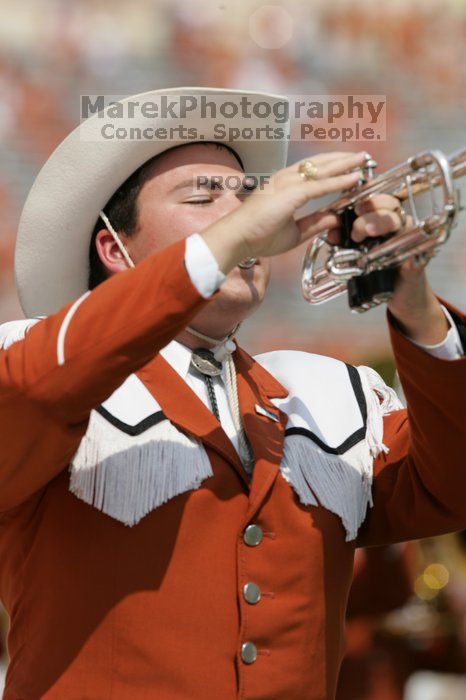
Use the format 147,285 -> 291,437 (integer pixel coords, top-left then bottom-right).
0,238 -> 465,699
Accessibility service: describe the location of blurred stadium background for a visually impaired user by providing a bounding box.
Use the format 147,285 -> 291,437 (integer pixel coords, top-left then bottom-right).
0,0 -> 465,697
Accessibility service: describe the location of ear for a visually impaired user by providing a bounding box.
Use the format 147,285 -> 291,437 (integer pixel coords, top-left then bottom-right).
95,228 -> 132,274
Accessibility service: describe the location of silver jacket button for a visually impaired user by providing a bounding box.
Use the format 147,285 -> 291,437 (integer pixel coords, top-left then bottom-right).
241,641 -> 258,664
243,524 -> 263,546
243,582 -> 261,604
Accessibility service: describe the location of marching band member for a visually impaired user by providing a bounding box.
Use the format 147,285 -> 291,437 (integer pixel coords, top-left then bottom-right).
0,87 -> 464,699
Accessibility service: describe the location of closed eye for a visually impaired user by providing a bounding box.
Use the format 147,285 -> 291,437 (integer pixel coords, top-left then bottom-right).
183,198 -> 213,205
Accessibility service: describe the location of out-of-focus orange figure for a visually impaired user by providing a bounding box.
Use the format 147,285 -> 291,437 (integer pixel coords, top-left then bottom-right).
337,536 -> 466,699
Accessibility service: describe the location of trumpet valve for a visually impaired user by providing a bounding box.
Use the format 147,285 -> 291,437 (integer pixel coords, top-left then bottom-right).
326,247 -> 364,279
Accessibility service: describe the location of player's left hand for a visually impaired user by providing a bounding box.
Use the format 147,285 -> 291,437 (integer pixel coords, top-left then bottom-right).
327,193 -> 449,345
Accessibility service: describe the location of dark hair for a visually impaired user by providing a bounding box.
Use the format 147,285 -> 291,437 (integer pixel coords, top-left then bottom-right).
88,142 -> 244,289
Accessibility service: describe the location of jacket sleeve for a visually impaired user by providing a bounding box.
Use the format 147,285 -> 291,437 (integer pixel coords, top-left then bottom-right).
0,238 -> 214,511
356,300 -> 466,547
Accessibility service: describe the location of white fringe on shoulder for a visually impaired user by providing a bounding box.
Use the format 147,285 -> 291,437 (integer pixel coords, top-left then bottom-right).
69,410 -> 213,526
279,366 -> 403,542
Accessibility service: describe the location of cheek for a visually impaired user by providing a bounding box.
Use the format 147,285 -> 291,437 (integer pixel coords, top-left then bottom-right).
176,205 -> 229,235
152,207 -> 223,250
133,207 -> 200,257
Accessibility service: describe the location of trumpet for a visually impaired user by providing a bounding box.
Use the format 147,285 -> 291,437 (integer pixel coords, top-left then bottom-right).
302,148 -> 465,312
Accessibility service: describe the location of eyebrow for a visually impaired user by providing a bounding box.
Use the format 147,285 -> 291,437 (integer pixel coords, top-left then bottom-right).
168,176 -> 227,194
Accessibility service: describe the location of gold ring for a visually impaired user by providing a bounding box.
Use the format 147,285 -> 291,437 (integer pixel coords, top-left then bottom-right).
298,160 -> 318,181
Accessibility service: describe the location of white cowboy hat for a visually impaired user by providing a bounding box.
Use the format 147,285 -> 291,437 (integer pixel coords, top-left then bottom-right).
14,86 -> 290,317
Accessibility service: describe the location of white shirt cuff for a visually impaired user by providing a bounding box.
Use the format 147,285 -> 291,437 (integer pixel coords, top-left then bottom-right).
409,305 -> 463,360
184,233 -> 226,299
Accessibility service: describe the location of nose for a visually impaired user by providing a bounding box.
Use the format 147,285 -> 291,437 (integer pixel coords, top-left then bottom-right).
219,188 -> 245,215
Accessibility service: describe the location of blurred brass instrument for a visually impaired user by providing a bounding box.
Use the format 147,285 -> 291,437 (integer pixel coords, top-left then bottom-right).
302,148 -> 465,312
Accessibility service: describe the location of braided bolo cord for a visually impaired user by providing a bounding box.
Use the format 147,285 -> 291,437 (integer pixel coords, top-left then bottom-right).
203,373 -> 221,422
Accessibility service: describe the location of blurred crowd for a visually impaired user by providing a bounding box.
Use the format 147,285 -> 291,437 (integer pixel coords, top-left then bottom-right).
0,1 -> 465,696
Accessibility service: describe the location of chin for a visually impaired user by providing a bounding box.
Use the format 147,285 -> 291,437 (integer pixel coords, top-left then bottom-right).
192,266 -> 268,334
220,264 -> 268,306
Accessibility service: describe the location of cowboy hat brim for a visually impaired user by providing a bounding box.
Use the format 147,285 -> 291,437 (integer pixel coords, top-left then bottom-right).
15,86 -> 290,316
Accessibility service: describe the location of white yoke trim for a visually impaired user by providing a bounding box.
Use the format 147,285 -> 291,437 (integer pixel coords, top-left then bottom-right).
57,291 -> 91,366
256,351 -> 404,541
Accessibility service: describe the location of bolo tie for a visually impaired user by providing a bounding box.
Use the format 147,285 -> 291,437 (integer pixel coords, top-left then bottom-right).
188,327 -> 255,478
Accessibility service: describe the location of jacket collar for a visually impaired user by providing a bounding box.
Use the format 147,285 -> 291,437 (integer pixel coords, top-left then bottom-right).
136,342 -> 289,499
159,340 -> 193,381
